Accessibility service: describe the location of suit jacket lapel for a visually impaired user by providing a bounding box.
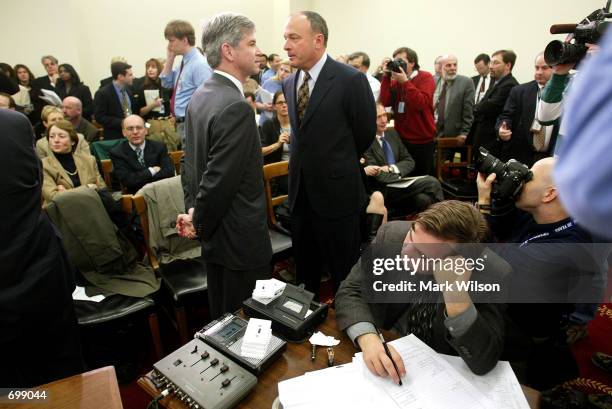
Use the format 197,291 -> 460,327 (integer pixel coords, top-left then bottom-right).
288,73 -> 299,131
300,57 -> 335,129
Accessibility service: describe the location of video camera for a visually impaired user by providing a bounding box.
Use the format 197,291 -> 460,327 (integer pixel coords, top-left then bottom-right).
544,0 -> 611,66
476,148 -> 533,201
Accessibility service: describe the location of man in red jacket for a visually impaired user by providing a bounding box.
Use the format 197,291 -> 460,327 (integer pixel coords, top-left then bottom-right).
380,47 -> 436,176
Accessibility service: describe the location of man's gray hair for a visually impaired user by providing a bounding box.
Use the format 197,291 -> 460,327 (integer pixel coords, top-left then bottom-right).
201,13 -> 255,69
41,55 -> 58,64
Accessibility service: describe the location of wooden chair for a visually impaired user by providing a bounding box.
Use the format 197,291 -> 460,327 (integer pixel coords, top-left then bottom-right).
72,195 -> 163,360
100,159 -> 113,188
263,161 -> 292,256
132,193 -> 206,344
168,150 -> 183,175
435,137 -> 477,201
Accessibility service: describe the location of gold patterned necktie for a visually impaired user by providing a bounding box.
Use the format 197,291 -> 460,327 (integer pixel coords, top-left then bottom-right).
297,71 -> 311,125
121,89 -> 131,117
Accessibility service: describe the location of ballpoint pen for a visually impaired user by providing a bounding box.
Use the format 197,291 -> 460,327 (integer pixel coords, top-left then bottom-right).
376,328 -> 403,386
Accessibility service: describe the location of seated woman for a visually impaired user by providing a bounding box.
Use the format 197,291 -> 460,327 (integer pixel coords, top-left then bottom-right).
257,60 -> 293,126
13,63 -> 42,124
134,58 -> 171,120
41,119 -> 105,206
36,106 -> 90,159
260,91 -> 291,195
56,64 -> 94,120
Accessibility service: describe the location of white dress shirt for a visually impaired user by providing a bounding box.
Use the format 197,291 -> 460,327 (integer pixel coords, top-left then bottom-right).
296,53 -> 328,96
214,69 -> 244,95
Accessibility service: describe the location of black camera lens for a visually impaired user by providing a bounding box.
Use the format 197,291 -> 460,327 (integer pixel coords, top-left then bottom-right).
544,40 -> 588,66
387,58 -> 407,73
477,147 -> 506,177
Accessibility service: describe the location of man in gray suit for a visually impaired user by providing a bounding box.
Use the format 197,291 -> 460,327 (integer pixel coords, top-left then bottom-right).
336,201 -> 512,381
434,55 -> 475,145
178,13 -> 272,319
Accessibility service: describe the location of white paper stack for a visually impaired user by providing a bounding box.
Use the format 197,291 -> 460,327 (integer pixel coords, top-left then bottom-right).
240,318 -> 273,360
252,278 -> 286,305
278,334 -> 530,409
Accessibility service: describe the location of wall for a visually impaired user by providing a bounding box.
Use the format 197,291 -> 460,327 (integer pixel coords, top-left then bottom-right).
1,0 -> 605,89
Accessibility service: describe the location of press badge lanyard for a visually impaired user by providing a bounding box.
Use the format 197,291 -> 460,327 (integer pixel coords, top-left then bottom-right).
519,220 -> 575,247
397,70 -> 418,114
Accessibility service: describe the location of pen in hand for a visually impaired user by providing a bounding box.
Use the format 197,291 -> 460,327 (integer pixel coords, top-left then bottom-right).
376,329 -> 403,386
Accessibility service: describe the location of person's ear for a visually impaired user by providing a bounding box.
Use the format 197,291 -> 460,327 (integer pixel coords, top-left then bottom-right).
221,43 -> 234,62
542,186 -> 557,204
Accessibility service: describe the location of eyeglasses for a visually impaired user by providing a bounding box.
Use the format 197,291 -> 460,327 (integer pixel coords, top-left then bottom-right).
275,101 -> 288,106
126,126 -> 144,132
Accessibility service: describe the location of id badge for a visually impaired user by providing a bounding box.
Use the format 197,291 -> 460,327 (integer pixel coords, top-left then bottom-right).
530,118 -> 542,132
397,101 -> 405,114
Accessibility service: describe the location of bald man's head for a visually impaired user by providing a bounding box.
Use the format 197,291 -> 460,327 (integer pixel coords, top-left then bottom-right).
62,96 -> 82,121
121,114 -> 147,145
516,157 -> 558,210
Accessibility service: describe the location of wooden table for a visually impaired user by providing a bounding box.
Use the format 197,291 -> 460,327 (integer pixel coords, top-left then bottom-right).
138,309 -> 540,409
2,366 -> 122,409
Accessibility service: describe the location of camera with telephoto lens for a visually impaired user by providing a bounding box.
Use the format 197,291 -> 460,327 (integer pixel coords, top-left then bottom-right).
387,58 -> 408,73
544,0 -> 611,66
476,148 -> 533,201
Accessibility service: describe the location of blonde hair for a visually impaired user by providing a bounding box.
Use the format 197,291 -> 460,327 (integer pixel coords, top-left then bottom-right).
272,60 -> 293,82
41,105 -> 63,122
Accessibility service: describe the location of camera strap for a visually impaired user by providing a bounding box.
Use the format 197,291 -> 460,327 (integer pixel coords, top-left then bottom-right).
519,220 -> 575,247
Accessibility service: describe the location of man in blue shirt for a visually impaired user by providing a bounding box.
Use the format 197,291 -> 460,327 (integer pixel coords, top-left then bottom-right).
161,20 -> 213,145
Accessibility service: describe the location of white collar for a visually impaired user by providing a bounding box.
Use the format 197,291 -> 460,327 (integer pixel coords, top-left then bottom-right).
214,70 -> 244,94
409,69 -> 419,80
301,53 -> 328,84
129,140 -> 145,151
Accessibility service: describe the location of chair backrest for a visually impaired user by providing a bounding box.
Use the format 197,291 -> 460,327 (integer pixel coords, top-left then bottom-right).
132,194 -> 160,270
435,137 -> 472,180
169,150 -> 183,175
100,159 -> 113,187
263,161 -> 289,226
90,139 -> 123,161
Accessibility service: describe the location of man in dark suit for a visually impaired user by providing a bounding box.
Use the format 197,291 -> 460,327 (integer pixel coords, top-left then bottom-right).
496,53 -> 558,167
336,201 -> 512,379
435,55 -> 475,142
0,109 -> 84,387
178,13 -> 272,320
471,53 -> 496,103
364,103 -> 443,215
282,11 -> 376,295
109,115 -> 175,194
94,62 -> 136,140
32,55 -> 59,91
468,50 -> 519,159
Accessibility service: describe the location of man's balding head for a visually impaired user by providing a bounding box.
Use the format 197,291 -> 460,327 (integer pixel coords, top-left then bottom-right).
122,115 -> 147,146
516,157 -> 567,220
440,54 -> 458,79
62,96 -> 82,121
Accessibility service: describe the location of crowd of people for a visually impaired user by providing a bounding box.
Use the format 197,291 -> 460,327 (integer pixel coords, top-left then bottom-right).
1,10 -> 611,407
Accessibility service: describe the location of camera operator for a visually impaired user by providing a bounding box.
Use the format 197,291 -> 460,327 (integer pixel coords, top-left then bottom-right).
476,155 -> 608,389
554,30 -> 612,240
379,47 -> 436,176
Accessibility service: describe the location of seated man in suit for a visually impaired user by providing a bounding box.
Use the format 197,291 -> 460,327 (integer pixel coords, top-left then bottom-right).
495,52 -> 557,167
62,96 -> 100,142
363,103 -> 443,215
94,62 -> 136,140
336,200 -> 513,379
109,114 -> 174,193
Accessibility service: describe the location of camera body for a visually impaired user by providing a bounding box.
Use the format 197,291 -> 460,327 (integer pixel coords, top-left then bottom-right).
544,1 -> 611,66
476,148 -> 533,201
387,58 -> 408,73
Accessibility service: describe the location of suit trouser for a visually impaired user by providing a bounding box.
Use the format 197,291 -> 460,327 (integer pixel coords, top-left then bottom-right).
205,261 -> 270,320
385,176 -> 444,214
292,185 -> 362,298
402,141 -> 434,176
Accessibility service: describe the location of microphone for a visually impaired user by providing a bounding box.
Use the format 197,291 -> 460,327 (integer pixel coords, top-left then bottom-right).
550,24 -> 578,34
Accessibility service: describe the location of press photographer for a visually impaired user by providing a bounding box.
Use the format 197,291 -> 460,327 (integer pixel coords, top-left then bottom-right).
536,1 -> 609,152
379,47 -> 437,176
476,150 -> 609,389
